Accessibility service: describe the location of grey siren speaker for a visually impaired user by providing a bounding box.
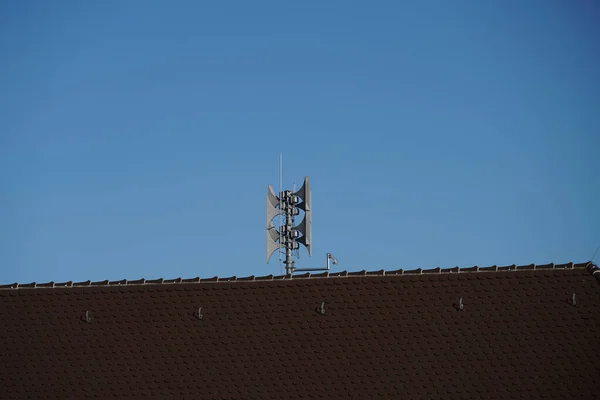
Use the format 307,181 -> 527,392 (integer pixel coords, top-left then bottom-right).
266,185 -> 282,227
293,177 -> 312,256
266,221 -> 282,263
295,216 -> 312,256
266,185 -> 283,263
293,177 -> 311,212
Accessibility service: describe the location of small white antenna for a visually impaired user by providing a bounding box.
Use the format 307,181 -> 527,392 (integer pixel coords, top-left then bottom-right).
293,253 -> 338,273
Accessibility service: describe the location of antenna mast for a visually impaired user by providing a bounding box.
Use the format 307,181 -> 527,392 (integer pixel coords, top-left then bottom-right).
266,174 -> 338,275
266,176 -> 312,274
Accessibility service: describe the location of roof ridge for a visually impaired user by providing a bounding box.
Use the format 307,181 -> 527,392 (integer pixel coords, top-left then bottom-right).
1,261 -> 597,290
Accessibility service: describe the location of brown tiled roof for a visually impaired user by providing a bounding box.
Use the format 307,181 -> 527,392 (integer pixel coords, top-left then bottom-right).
1,262 -> 599,399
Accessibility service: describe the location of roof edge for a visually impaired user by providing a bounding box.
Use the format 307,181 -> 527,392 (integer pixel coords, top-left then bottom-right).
1,261 -> 597,290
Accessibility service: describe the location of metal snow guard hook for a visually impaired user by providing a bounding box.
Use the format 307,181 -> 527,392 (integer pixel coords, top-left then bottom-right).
454,297 -> 464,311
569,293 -> 577,306
83,310 -> 92,323
318,302 -> 326,315
194,307 -> 204,320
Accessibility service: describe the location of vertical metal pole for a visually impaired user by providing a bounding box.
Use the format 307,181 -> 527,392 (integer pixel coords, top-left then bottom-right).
282,190 -> 294,275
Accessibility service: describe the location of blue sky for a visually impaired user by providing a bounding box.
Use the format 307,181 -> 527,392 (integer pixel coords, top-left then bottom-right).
1,1 -> 599,284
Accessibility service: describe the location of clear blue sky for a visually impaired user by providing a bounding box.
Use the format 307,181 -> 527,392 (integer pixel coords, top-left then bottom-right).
1,1 -> 599,284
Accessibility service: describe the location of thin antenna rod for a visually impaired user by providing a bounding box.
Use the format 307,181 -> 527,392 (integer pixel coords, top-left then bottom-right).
592,244 -> 600,263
